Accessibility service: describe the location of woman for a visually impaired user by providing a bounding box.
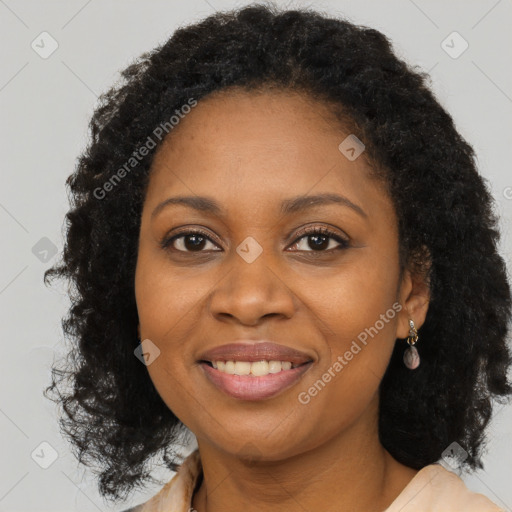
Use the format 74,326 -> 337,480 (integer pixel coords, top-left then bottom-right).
44,4 -> 512,511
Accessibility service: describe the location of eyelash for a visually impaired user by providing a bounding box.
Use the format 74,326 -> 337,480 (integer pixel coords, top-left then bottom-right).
160,225 -> 350,255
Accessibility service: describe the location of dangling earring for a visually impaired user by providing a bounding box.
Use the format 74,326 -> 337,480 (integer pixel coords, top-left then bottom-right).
403,319 -> 420,370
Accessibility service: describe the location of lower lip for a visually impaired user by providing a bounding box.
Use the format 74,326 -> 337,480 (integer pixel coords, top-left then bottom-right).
200,362 -> 313,401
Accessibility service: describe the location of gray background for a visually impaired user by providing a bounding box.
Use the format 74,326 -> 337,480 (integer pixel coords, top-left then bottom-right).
1,0 -> 511,510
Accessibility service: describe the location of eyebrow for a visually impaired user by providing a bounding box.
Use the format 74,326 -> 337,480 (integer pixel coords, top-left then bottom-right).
151,193 -> 368,220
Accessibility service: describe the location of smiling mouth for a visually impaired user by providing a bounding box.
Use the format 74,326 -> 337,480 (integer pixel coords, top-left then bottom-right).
198,359 -> 314,401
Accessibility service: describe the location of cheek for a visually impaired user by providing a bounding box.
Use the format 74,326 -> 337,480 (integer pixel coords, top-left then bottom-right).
135,247 -> 207,341
307,247 -> 400,344
294,308 -> 398,446
298,249 -> 400,403
134,251 -> 221,419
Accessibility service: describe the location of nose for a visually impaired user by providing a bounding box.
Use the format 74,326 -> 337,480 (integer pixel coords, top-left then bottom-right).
208,251 -> 297,326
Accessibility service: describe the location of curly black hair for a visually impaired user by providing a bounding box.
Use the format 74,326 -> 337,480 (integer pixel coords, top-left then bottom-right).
44,2 -> 512,503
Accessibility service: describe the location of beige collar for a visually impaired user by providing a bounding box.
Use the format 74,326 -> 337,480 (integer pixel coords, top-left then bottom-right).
137,450 -> 503,512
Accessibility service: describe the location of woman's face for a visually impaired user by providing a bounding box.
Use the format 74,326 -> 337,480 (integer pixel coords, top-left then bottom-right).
135,89 -> 426,460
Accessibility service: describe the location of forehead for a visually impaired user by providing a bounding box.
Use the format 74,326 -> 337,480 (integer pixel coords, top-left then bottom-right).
154,88 -> 350,162
145,89 -> 391,222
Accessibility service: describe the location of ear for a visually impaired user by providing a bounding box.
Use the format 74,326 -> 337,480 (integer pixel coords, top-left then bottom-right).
396,261 -> 431,340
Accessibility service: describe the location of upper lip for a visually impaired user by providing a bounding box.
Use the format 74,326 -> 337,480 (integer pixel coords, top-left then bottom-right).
198,341 -> 314,365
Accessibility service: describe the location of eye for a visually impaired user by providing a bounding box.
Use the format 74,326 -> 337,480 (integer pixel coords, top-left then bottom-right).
287,226 -> 349,253
160,228 -> 221,253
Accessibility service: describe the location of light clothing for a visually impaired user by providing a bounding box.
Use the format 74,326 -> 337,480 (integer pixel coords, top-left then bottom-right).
123,449 -> 503,512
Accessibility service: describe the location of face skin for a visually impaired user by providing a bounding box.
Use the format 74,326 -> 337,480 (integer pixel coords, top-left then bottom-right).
135,88 -> 430,512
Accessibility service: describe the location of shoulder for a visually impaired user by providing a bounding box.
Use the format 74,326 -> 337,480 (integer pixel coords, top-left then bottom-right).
119,449 -> 202,512
385,463 -> 504,512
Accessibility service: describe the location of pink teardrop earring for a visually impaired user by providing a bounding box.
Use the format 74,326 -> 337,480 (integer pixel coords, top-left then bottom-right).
403,319 -> 420,370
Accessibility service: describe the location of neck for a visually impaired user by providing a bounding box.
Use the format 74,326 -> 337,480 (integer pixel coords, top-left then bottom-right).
191,398 -> 418,512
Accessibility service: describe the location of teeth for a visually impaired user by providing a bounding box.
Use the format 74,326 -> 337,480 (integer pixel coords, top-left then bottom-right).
211,360 -> 296,376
